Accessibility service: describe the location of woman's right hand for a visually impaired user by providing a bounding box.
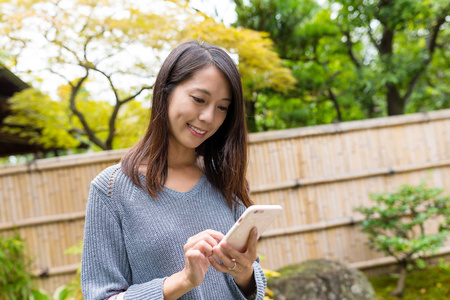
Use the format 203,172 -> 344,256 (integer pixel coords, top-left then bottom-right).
182,229 -> 224,287
163,229 -> 224,299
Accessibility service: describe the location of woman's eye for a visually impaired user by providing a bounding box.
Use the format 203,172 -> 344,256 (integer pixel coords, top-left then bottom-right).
218,106 -> 228,112
192,96 -> 204,103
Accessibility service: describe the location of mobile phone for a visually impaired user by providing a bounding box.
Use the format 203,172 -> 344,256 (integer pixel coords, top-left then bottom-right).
220,205 -> 283,252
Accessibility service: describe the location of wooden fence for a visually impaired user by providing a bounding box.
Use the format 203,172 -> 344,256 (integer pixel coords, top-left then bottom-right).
1,109 -> 450,293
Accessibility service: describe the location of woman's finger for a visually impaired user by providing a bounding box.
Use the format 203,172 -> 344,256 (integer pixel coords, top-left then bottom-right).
184,230 -> 223,252
244,227 -> 259,259
209,255 -> 237,272
184,249 -> 211,286
192,240 -> 214,257
204,229 -> 225,242
219,227 -> 258,261
212,245 -> 236,268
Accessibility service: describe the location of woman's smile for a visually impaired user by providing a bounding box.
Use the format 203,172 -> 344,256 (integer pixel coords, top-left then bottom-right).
187,123 -> 207,136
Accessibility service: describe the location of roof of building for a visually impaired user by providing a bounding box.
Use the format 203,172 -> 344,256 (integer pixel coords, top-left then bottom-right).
0,66 -> 46,157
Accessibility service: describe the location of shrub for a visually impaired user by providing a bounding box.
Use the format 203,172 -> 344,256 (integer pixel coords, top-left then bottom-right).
355,182 -> 450,297
0,232 -> 49,299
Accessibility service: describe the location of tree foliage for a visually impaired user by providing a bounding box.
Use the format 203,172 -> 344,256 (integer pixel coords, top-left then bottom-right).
355,182 -> 450,297
233,0 -> 450,131
332,0 -> 450,115
0,0 -> 172,150
0,0 -> 295,154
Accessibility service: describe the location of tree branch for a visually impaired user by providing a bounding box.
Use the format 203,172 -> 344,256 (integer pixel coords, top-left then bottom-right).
327,88 -> 342,122
46,68 -> 74,88
94,50 -> 123,65
104,84 -> 154,149
120,85 -> 154,104
234,0 -> 244,10
403,10 -> 448,104
69,72 -> 106,149
50,38 -> 84,66
83,28 -> 106,62
90,67 -> 120,103
343,30 -> 361,69
367,25 -> 381,52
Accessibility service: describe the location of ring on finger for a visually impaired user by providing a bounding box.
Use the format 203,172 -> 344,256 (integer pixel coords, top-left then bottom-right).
228,259 -> 237,271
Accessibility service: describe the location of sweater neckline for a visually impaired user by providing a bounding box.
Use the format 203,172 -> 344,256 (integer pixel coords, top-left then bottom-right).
137,170 -> 207,200
162,174 -> 207,199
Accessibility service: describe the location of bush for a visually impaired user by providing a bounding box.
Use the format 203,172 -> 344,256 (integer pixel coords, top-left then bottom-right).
0,232 -> 49,299
355,182 -> 450,297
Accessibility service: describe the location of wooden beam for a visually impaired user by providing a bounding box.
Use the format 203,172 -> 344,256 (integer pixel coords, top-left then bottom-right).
249,109 -> 450,143
251,160 -> 450,194
0,211 -> 86,231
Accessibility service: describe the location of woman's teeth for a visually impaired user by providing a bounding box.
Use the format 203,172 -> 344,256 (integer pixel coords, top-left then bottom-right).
188,124 -> 206,134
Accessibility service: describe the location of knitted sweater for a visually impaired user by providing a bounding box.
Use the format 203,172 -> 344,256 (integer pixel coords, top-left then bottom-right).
81,164 -> 267,299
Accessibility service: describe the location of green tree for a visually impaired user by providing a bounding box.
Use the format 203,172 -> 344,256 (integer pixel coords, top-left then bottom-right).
332,0 -> 450,115
355,183 -> 450,297
233,0 -> 450,131
234,0 -> 367,130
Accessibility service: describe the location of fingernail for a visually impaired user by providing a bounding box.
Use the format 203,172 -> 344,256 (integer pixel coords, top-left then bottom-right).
253,227 -> 258,235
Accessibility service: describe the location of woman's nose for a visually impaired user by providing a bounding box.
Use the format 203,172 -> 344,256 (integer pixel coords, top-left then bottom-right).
199,106 -> 215,123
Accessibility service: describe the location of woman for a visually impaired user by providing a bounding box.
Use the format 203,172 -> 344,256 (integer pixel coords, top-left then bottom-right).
81,41 -> 266,299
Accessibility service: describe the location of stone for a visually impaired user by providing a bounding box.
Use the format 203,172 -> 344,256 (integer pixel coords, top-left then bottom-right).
267,259 -> 376,300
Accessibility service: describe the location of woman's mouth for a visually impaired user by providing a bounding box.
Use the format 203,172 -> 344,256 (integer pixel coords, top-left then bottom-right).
187,124 -> 207,136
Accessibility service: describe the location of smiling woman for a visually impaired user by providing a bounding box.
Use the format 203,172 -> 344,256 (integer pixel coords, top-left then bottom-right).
81,41 -> 267,300
167,66 -> 231,149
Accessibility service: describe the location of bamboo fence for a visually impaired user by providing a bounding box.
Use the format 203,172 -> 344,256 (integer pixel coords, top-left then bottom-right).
1,109 -> 450,293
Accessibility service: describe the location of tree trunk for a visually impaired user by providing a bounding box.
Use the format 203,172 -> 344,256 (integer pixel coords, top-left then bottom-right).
386,83 -> 405,115
327,88 -> 342,122
390,261 -> 408,297
245,99 -> 257,133
375,2 -> 407,117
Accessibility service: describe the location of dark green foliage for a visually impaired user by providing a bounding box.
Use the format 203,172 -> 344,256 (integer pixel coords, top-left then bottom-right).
234,0 -> 450,132
0,233 -> 50,300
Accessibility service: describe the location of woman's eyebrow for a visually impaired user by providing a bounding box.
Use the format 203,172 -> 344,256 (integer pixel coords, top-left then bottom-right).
194,88 -> 231,101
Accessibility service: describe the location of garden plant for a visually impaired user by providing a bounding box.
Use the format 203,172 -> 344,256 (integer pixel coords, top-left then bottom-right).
355,182 -> 450,297
0,232 -> 49,300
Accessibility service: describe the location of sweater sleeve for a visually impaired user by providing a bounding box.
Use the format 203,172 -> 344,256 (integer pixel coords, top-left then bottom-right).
229,203 -> 267,300
81,182 -> 166,300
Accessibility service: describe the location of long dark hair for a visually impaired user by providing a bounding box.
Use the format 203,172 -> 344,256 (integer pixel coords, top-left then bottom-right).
121,41 -> 252,208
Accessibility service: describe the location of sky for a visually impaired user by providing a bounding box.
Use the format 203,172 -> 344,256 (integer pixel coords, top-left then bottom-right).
189,0 -> 238,25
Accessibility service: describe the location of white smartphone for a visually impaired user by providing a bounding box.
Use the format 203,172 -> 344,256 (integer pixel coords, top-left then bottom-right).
220,205 -> 283,252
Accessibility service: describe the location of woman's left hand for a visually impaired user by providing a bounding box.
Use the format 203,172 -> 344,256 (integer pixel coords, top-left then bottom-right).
208,227 -> 258,294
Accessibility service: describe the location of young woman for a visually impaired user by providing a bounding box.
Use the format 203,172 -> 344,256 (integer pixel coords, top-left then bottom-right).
81,41 -> 267,299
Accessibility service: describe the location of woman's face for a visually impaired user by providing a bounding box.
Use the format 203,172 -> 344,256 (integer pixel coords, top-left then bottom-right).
167,66 -> 231,153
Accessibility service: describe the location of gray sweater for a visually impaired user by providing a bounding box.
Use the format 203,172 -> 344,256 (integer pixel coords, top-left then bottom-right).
81,164 -> 267,299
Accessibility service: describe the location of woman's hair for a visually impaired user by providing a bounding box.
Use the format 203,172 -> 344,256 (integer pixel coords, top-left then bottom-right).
121,41 -> 252,208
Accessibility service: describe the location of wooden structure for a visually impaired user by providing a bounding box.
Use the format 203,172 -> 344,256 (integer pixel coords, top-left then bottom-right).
0,65 -> 41,157
0,109 -> 449,293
